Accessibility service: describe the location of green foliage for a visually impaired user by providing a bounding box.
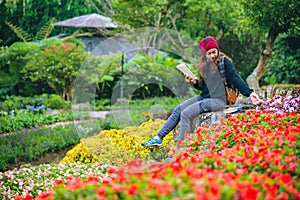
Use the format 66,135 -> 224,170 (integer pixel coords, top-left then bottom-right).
74,52 -> 122,103
5,18 -> 56,43
234,0 -> 300,40
0,0 -> 94,46
261,33 -> 300,85
0,93 -> 90,133
0,120 -> 103,171
97,97 -> 179,130
0,42 -> 38,97
1,94 -> 60,112
47,94 -> 69,109
93,99 -> 111,111
184,0 -> 237,39
0,111 -> 89,134
121,53 -> 190,99
22,37 -> 88,101
5,21 -> 32,42
112,0 -> 169,27
35,18 -> 56,41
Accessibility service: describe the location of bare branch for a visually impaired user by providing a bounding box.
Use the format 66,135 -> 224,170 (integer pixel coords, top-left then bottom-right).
166,11 -> 189,48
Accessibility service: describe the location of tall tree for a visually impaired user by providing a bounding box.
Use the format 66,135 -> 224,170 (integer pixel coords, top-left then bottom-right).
111,0 -> 187,49
0,0 -> 94,46
234,0 -> 300,91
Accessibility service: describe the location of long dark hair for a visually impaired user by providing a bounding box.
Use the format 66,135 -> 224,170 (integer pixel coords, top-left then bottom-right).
197,50 -> 233,79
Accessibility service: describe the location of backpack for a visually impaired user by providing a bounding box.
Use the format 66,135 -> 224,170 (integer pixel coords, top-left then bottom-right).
219,56 -> 239,105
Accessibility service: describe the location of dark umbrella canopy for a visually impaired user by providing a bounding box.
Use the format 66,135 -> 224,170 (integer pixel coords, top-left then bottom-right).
54,13 -> 117,28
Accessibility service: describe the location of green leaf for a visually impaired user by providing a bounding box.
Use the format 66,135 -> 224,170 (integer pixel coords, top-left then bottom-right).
5,21 -> 32,42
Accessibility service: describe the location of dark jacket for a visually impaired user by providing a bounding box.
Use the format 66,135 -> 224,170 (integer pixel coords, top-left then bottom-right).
194,57 -> 253,100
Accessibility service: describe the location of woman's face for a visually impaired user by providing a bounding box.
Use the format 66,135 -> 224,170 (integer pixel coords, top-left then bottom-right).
206,48 -> 218,62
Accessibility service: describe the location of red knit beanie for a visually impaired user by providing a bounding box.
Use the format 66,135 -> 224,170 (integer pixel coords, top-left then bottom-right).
198,36 -> 219,52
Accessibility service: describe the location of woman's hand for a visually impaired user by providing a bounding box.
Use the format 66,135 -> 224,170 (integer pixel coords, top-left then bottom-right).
184,74 -> 197,84
250,92 -> 262,105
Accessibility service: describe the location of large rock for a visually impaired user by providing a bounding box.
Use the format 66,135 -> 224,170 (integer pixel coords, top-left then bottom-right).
172,98 -> 255,141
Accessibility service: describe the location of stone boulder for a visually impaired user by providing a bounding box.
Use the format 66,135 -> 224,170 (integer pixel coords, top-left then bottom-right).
172,97 -> 255,141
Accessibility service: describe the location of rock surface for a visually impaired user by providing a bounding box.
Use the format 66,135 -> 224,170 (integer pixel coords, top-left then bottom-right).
172,98 -> 255,141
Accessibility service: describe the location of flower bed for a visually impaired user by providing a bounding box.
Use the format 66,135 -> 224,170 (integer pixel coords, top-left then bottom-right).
8,109 -> 299,199
0,120 -> 103,172
0,163 -> 111,199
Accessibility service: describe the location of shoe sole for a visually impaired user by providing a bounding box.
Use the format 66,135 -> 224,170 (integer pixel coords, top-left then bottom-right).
141,143 -> 162,147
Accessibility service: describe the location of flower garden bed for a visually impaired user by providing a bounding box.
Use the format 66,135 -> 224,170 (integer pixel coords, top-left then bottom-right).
0,90 -> 299,199
1,109 -> 298,199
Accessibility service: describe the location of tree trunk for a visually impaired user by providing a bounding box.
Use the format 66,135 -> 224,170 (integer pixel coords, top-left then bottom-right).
246,29 -> 279,94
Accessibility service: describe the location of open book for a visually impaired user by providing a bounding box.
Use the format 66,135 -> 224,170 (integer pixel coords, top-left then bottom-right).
176,63 -> 198,80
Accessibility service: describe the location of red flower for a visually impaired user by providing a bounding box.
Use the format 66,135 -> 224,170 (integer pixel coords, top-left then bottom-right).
288,163 -> 297,171
101,177 -> 111,184
65,177 -> 83,191
243,186 -> 258,200
276,192 -> 289,200
209,182 -> 221,197
274,157 -> 282,166
171,161 -> 183,173
177,140 -> 183,147
280,173 -> 292,184
107,167 -> 115,174
54,179 -> 64,187
221,140 -> 228,148
238,184 -> 258,200
112,184 -> 126,192
156,182 -> 173,196
245,110 -> 252,117
280,163 -> 288,171
127,184 -> 139,197
36,191 -> 54,200
261,161 -> 270,168
96,186 -> 106,197
24,195 -> 34,200
264,183 -> 278,199
236,168 -> 248,175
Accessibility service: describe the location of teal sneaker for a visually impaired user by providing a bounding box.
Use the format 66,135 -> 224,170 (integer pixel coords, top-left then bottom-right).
141,137 -> 162,146
165,158 -> 174,162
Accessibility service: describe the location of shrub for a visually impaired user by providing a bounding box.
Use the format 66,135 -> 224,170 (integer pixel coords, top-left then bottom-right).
0,111 -> 90,134
61,143 -> 99,164
47,94 -> 69,109
0,94 -> 70,113
0,94 -> 49,112
61,119 -> 176,166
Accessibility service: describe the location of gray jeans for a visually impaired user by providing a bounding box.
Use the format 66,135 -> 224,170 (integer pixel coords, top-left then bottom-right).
157,96 -> 226,141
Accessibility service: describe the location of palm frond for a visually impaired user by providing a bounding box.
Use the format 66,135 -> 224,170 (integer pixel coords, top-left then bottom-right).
36,18 -> 56,41
5,21 -> 32,42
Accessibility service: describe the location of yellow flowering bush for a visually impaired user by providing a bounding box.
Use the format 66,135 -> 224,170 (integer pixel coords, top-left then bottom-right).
61,119 -> 176,166
61,143 -> 99,164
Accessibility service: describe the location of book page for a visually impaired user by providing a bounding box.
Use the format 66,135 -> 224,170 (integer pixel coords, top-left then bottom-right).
176,63 -> 197,80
